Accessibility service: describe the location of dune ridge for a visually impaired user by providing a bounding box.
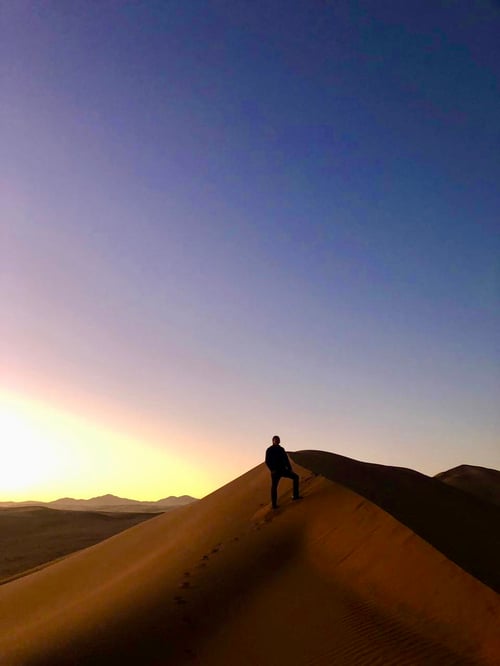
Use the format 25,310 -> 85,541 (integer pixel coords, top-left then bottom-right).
434,464 -> 500,507
0,452 -> 498,665
290,450 -> 500,593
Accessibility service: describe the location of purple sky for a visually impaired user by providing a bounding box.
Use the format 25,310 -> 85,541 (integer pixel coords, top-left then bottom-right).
1,1 -> 499,499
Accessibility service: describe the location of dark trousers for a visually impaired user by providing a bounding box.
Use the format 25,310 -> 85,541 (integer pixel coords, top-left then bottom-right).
271,470 -> 299,507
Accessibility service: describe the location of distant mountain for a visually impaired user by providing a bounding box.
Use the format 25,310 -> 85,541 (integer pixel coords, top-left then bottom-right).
0,494 -> 197,513
156,495 -> 197,508
434,465 -> 500,507
48,494 -> 136,510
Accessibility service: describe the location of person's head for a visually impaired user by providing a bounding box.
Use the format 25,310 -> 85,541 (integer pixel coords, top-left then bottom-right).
272,435 -> 280,445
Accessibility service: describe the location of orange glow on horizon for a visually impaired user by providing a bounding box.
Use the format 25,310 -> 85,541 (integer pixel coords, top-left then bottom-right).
0,391 -> 224,502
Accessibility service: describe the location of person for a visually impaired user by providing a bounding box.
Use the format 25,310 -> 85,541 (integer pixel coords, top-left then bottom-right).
265,435 -> 301,509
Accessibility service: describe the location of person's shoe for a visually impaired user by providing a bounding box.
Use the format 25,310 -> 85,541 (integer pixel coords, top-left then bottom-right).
292,496 -> 303,501
272,504 -> 279,509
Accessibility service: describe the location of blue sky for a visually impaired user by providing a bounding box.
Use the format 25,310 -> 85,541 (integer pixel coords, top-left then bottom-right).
1,1 -> 499,499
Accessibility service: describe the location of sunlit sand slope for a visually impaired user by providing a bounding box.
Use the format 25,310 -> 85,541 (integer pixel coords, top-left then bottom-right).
0,453 -> 498,665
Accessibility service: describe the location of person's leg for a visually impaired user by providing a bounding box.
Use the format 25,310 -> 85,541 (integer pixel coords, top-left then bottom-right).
271,473 -> 281,508
282,470 -> 300,499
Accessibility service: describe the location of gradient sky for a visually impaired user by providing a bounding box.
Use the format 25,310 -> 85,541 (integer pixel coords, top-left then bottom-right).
2,1 -> 499,501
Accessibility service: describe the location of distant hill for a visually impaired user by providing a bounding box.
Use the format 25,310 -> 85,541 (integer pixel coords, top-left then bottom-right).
0,494 -> 197,513
434,464 -> 500,507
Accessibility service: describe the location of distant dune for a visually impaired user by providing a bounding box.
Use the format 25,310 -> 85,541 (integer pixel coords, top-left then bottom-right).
0,493 -> 197,513
0,451 -> 498,665
434,464 -> 500,507
0,507 -> 157,583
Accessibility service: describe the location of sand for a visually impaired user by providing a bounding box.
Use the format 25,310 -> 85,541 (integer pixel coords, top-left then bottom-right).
291,450 -> 500,592
434,464 -> 500,507
0,507 -> 157,582
0,451 -> 498,665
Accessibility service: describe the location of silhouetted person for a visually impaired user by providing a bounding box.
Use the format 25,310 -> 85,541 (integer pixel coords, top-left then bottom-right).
265,435 -> 301,509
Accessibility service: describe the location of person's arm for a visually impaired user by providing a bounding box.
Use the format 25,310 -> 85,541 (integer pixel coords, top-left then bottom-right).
282,449 -> 292,472
265,448 -> 274,471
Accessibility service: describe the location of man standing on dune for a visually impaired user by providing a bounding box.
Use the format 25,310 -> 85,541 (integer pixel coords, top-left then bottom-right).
265,435 -> 301,509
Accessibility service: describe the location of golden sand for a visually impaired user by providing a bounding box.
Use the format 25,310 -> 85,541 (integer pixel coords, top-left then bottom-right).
0,453 -> 498,665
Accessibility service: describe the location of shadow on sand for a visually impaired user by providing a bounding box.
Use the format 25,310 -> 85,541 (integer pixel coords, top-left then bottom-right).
291,450 -> 500,593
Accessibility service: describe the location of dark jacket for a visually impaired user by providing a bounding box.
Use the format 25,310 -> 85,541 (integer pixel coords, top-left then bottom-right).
265,444 -> 291,474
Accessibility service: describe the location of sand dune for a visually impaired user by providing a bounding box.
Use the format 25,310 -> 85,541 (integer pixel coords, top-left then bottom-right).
290,451 -> 500,592
0,452 -> 498,665
434,464 -> 500,507
0,507 -> 156,582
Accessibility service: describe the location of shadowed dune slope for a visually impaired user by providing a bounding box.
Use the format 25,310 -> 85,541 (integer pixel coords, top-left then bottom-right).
291,451 -> 500,593
0,507 -> 156,581
0,454 -> 499,665
434,464 -> 500,507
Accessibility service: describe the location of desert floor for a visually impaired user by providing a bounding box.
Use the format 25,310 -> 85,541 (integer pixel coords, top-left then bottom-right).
0,507 -> 157,582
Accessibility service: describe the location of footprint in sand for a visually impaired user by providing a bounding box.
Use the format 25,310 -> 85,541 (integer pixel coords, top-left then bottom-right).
173,543 -> 227,611
174,539 -> 236,610
173,595 -> 186,605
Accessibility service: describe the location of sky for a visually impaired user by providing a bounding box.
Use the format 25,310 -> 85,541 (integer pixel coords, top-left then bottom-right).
1,0 -> 499,501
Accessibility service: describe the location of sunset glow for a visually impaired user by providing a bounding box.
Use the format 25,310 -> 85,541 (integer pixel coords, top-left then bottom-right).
1,2 -> 499,502
0,392 -> 217,501
0,398 -> 63,497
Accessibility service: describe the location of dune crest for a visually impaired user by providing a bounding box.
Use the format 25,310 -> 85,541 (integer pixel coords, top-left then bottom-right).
0,453 -> 498,665
290,450 -> 500,593
435,464 -> 500,507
